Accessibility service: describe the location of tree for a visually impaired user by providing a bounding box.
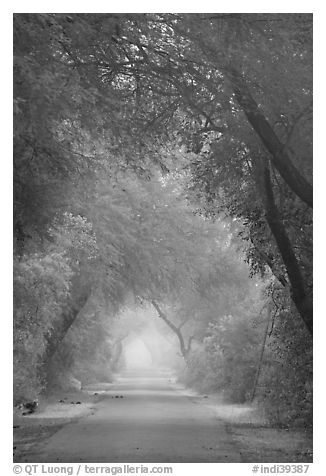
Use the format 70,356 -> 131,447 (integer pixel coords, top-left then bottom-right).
13,212 -> 95,401
13,14 -> 313,420
150,300 -> 193,361
56,13 -> 311,333
146,216 -> 262,362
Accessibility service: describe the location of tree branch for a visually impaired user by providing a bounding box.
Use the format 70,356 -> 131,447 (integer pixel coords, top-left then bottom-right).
150,300 -> 189,360
229,72 -> 313,207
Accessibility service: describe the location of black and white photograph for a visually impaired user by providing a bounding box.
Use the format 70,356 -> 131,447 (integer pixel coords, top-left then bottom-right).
11,6 -> 314,470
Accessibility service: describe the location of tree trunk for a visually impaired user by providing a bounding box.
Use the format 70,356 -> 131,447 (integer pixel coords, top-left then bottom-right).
111,339 -> 124,371
151,300 -> 189,360
42,294 -> 90,366
230,73 -> 313,208
260,165 -> 313,335
180,32 -> 313,208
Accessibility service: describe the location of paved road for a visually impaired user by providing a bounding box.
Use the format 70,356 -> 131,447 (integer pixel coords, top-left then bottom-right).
25,369 -> 242,463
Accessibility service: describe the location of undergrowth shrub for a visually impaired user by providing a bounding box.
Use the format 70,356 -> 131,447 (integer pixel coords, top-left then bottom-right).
13,252 -> 72,403
178,347 -> 219,393
178,300 -> 312,429
257,302 -> 313,428
203,315 -> 260,402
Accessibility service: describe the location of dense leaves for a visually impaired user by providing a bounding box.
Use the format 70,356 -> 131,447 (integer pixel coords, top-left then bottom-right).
13,14 -> 312,427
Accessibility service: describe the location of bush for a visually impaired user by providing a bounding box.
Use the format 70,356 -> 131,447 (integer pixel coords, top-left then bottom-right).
257,303 -> 313,428
13,251 -> 72,403
203,315 -> 260,402
178,346 -> 219,393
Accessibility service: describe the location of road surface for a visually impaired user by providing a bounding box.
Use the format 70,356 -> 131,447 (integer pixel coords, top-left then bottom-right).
23,369 -> 242,463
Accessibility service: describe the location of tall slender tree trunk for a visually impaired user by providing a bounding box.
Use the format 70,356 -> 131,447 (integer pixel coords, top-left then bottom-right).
150,300 -> 191,361
230,73 -> 313,208
111,339 -> 124,371
183,30 -> 313,208
259,165 -> 313,335
42,294 -> 90,367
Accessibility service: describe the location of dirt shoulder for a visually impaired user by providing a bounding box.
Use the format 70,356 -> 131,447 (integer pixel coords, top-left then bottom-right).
196,393 -> 313,462
13,383 -> 112,462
